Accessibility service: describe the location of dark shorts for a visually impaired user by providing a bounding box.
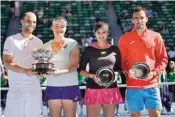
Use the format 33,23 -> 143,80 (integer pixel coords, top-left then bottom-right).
80,89 -> 85,98
44,85 -> 81,102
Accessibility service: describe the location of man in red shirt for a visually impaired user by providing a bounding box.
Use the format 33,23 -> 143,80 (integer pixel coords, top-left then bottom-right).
119,6 -> 168,117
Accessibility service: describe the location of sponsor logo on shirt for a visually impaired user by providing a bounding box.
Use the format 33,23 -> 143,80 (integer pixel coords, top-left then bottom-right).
101,51 -> 106,54
62,44 -> 68,49
130,41 -> 135,44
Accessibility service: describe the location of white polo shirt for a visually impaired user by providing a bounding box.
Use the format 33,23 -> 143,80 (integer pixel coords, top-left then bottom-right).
3,33 -> 43,99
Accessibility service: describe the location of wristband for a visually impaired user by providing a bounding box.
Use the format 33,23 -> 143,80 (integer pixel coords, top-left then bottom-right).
62,69 -> 69,73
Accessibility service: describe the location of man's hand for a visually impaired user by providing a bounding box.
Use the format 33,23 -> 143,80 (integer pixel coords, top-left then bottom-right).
128,69 -> 137,79
24,69 -> 50,78
141,71 -> 156,81
24,69 -> 37,77
128,69 -> 156,81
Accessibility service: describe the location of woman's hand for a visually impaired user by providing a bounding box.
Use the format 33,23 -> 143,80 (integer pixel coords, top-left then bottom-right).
89,74 -> 102,86
47,69 -> 62,76
36,73 -> 49,79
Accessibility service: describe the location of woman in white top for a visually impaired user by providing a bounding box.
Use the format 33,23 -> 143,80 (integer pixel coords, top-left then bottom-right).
43,16 -> 81,117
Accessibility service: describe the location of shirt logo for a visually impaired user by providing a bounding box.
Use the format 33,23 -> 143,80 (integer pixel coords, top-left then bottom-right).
130,41 -> 135,44
101,51 -> 106,54
62,44 -> 68,50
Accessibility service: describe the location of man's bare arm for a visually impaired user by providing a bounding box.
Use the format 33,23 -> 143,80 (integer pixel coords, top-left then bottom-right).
3,54 -> 27,73
3,54 -> 37,76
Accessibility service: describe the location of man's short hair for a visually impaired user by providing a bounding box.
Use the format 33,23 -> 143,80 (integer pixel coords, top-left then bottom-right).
132,6 -> 148,18
20,12 -> 36,20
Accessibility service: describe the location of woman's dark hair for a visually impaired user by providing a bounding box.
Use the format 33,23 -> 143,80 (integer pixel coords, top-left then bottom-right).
166,61 -> 175,72
94,21 -> 109,33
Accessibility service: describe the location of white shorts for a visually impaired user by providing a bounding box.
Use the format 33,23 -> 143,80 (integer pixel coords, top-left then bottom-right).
4,97 -> 42,117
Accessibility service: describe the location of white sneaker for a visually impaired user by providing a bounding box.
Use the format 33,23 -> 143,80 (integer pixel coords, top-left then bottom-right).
76,113 -> 79,117
0,107 -> 4,116
116,113 -> 120,116
170,107 -> 174,112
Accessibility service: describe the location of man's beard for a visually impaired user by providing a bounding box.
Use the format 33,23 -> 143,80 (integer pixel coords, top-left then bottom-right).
136,25 -> 145,30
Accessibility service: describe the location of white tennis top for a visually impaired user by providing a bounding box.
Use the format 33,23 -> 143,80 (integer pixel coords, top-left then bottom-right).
42,38 -> 79,87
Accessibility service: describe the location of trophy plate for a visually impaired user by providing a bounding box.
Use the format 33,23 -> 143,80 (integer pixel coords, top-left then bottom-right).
96,67 -> 115,87
131,63 -> 150,79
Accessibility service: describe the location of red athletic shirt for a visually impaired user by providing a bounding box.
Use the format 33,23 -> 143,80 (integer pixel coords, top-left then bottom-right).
119,28 -> 168,89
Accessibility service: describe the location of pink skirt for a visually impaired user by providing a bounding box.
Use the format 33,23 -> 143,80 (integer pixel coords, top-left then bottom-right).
84,88 -> 123,105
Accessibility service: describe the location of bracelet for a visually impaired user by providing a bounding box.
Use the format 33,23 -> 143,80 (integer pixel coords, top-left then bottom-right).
59,69 -> 69,74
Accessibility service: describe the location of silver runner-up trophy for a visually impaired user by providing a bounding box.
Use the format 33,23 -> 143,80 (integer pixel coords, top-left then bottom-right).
96,67 -> 116,87
130,62 -> 150,79
32,49 -> 55,75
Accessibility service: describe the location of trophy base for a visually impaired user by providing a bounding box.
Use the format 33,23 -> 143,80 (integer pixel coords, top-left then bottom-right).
32,63 -> 54,75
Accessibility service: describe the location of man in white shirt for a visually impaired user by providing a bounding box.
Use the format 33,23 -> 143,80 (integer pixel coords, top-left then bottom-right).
3,12 -> 43,117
